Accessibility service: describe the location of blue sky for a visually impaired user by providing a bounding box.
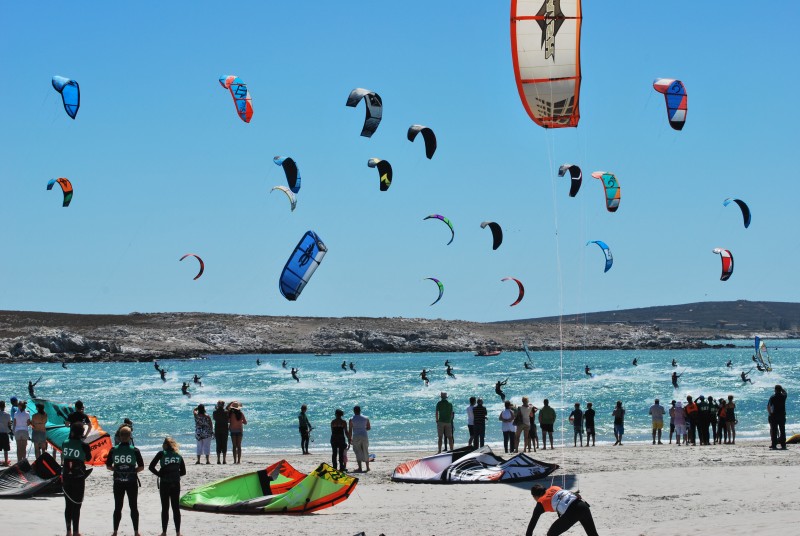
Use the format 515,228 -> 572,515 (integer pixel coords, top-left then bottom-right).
1,1 -> 798,322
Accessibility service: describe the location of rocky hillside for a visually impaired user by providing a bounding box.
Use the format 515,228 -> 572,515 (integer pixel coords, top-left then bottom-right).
0,310 -> 715,363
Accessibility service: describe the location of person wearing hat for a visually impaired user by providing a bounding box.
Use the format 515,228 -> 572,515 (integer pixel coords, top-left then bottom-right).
436,392 -> 454,453
227,401 -> 247,464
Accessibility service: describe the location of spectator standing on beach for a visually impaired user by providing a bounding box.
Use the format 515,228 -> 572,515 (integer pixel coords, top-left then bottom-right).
330,409 -> 350,471
62,421 -> 92,536
708,396 -> 719,444
228,401 -> 247,464
472,398 -> 488,447
106,425 -> 144,536
529,404 -> 539,451
12,400 -> 31,462
768,385 -> 788,450
67,400 -> 92,439
299,404 -> 312,455
527,484 -> 600,536
435,392 -> 454,453
584,402 -> 596,447
515,397 -> 532,452
213,400 -> 229,464
696,395 -> 711,445
0,401 -> 10,465
725,395 -> 736,444
31,403 -> 48,458
193,404 -> 213,465
114,418 -> 135,446
499,400 -> 515,453
684,396 -> 699,445
466,397 -> 476,447
569,403 -> 584,447
612,401 -> 625,446
149,436 -> 186,536
716,396 -> 728,444
538,399 -> 556,450
649,399 -> 665,445
668,400 -> 677,444
349,406 -> 371,472
673,401 -> 686,445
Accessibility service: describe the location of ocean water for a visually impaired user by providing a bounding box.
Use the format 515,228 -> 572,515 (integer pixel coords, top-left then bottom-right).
2,342 -> 797,453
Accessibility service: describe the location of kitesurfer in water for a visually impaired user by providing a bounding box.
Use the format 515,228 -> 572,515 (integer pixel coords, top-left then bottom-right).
154,360 -> 161,372
672,359 -> 678,367
495,379 -> 508,401
726,359 -> 732,368
28,377 -> 41,398
741,370 -> 754,384
584,365 -> 593,377
341,360 -> 348,371
446,365 -> 456,379
756,363 -> 765,372
420,369 -> 429,386
256,359 -> 261,366
632,358 -> 638,366
181,382 -> 191,397
281,359 -> 287,368
159,368 -> 167,382
193,374 -> 202,387
61,361 -> 68,369
291,368 -> 300,382
349,362 -> 356,372
672,371 -> 682,388
444,359 -> 451,367
524,361 -> 533,370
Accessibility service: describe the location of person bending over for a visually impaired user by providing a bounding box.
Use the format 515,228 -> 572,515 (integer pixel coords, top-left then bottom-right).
527,484 -> 599,536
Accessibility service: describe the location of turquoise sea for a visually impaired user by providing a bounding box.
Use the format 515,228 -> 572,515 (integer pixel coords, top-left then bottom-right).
2,342 -> 797,453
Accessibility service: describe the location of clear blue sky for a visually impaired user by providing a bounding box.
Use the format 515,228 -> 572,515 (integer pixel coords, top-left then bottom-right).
1,1 -> 798,322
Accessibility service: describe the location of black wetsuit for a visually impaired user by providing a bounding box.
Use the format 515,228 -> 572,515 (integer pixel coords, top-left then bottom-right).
526,492 -> 599,536
281,360 -> 286,368
291,369 -> 300,382
585,367 -> 591,376
632,359 -> 637,366
193,375 -> 202,386
524,362 -> 532,370
672,360 -> 677,367
159,369 -> 166,381
62,438 -> 92,535
769,389 -> 787,449
446,366 -> 456,379
349,362 -> 356,372
495,381 -> 507,401
106,442 -> 144,534
672,374 -> 680,388
741,373 -> 753,384
149,450 -> 186,534
341,361 -> 348,370
420,370 -> 429,385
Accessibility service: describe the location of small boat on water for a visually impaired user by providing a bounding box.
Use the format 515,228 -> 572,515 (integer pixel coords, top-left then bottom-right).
475,349 -> 502,357
314,352 -> 333,357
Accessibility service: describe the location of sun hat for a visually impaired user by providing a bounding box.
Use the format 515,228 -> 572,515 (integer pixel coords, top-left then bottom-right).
440,392 -> 447,398
230,401 -> 242,410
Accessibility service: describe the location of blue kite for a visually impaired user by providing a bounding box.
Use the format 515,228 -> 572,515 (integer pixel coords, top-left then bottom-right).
273,156 -> 301,194
587,240 -> 613,273
52,76 -> 80,119
279,231 -> 327,301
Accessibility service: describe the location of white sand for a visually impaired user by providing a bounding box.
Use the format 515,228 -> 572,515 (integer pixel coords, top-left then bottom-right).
10,440 -> 800,536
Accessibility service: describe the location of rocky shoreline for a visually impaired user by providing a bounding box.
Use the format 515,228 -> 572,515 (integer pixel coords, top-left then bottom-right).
0,310 -> 737,363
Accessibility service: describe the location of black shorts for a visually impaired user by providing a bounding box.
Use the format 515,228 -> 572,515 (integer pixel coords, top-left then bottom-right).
0,433 -> 9,451
541,423 -> 554,433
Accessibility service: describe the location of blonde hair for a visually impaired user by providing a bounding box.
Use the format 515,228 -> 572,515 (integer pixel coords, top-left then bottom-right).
117,425 -> 132,442
162,436 -> 180,452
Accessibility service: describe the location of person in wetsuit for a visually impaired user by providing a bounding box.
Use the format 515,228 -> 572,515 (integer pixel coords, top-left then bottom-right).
62,421 -> 92,536
632,358 -> 638,366
524,362 -> 533,370
193,374 -> 202,386
671,371 -> 681,388
495,379 -> 508,401
281,359 -> 287,368
527,484 -> 599,536
726,359 -> 732,368
444,359 -> 450,367
741,370 -> 753,384
28,377 -> 41,398
154,361 -> 160,372
256,359 -> 261,366
149,436 -> 186,536
349,362 -> 356,372
584,365 -> 592,377
106,425 -> 144,536
181,382 -> 191,397
341,360 -> 348,370
291,368 -> 300,382
672,359 -> 678,367
159,368 -> 167,382
420,369 -> 429,386
756,363 -> 765,372
61,361 -> 68,369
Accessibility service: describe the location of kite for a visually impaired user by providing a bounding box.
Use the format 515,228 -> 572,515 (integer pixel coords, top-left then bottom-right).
0,453 -> 62,497
591,171 -> 620,212
424,214 -> 454,245
392,446 -> 558,483
51,76 -> 80,119
270,186 -> 297,212
179,254 -> 205,280
712,248 -> 734,281
425,277 -> 444,306
653,78 -> 687,130
32,398 -> 112,466
218,75 -> 253,123
510,0 -> 582,128
46,178 -> 73,207
280,231 -> 327,301
501,277 -> 525,306
407,125 -> 437,159
180,461 -> 358,514
273,156 -> 301,194
480,221 -> 503,250
346,88 -> 382,137
723,198 -> 751,229
558,164 -> 582,197
586,240 -> 612,273
367,159 -> 392,191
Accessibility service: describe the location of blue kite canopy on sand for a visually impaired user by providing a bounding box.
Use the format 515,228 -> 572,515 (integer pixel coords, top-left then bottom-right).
391,446 -> 558,483
52,76 -> 80,119
279,231 -> 327,301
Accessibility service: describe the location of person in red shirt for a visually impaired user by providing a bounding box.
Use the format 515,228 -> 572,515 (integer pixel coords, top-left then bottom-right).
527,484 -> 599,536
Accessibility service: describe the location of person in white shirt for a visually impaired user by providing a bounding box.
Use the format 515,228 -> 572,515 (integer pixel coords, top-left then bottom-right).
12,400 -> 31,462
466,397 -> 476,447
649,398 -> 666,445
498,400 -> 516,453
0,401 -> 11,465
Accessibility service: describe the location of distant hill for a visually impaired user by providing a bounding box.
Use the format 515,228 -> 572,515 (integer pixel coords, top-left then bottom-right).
503,300 -> 800,337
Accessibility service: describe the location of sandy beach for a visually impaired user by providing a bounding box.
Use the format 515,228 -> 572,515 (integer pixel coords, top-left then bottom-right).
9,440 -> 799,536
